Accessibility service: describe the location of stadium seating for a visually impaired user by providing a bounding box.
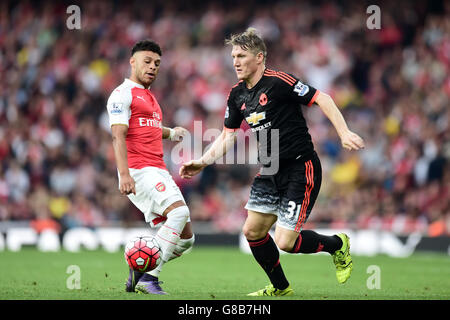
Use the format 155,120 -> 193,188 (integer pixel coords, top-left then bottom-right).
0,0 -> 448,236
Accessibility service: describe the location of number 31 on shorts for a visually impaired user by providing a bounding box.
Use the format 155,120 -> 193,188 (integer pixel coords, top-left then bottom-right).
287,200 -> 301,219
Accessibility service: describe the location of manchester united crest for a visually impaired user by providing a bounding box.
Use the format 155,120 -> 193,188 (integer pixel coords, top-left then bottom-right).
259,93 -> 268,106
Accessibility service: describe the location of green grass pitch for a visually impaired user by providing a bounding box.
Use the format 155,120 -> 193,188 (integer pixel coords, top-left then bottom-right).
0,246 -> 448,300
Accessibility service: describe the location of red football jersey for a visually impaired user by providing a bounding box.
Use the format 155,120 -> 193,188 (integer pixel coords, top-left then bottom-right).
106,79 -> 166,170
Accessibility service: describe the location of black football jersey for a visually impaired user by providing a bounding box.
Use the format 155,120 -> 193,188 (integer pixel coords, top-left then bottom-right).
224,68 -> 319,164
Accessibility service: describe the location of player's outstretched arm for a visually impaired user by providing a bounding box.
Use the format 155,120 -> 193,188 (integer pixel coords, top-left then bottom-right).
162,126 -> 188,142
111,124 -> 136,195
314,91 -> 365,151
179,129 -> 237,179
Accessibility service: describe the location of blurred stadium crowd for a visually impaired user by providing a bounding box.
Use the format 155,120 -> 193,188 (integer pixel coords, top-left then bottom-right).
0,0 -> 449,236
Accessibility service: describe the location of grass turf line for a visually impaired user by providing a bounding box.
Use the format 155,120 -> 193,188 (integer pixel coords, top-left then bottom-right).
0,247 -> 448,300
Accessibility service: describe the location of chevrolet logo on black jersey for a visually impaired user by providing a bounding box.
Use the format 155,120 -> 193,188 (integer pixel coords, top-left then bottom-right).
246,111 -> 266,126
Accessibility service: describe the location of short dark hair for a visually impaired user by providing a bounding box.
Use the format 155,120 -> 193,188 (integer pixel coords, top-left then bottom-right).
131,39 -> 162,56
225,27 -> 266,62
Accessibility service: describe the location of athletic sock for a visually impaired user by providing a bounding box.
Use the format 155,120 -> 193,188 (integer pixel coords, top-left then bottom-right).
148,258 -> 164,278
149,206 -> 190,278
149,234 -> 195,277
290,230 -> 343,254
168,234 -> 195,261
247,234 -> 289,290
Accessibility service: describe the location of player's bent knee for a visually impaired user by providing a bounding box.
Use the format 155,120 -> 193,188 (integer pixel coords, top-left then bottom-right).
163,205 -> 190,234
275,236 -> 296,252
166,205 -> 190,220
243,211 -> 276,240
243,225 -> 267,241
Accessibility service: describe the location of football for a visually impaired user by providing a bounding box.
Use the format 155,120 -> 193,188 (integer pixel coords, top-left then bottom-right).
124,236 -> 162,272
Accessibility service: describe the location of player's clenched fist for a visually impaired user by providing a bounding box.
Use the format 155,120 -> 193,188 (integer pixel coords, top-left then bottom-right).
119,173 -> 136,195
179,159 -> 207,179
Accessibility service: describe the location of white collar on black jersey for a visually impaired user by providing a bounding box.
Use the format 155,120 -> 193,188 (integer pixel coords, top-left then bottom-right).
125,78 -> 149,89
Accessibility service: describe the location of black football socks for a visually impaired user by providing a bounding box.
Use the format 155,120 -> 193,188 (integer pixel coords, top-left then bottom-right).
247,234 -> 290,290
290,230 -> 343,254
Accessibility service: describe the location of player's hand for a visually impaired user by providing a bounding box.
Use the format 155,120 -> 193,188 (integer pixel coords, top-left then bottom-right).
179,159 -> 207,179
340,130 -> 365,151
170,127 -> 188,142
119,173 -> 136,195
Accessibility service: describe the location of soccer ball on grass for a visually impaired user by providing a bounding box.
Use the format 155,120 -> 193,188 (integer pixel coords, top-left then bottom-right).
124,236 -> 162,272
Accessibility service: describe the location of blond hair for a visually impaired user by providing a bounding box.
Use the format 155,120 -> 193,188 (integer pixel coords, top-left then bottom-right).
225,27 -> 267,62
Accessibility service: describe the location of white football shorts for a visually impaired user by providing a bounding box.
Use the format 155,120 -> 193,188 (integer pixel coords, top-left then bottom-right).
120,166 -> 190,228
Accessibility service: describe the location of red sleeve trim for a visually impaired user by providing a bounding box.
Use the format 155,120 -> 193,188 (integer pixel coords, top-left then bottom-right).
307,90 -> 320,107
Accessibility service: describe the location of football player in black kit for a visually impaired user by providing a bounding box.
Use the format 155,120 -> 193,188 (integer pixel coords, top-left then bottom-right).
180,28 -> 365,296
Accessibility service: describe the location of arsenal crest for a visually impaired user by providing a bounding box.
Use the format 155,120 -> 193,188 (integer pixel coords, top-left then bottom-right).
155,182 -> 166,192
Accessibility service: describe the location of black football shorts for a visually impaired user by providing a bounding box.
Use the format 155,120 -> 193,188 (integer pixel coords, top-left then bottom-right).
245,151 -> 322,232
